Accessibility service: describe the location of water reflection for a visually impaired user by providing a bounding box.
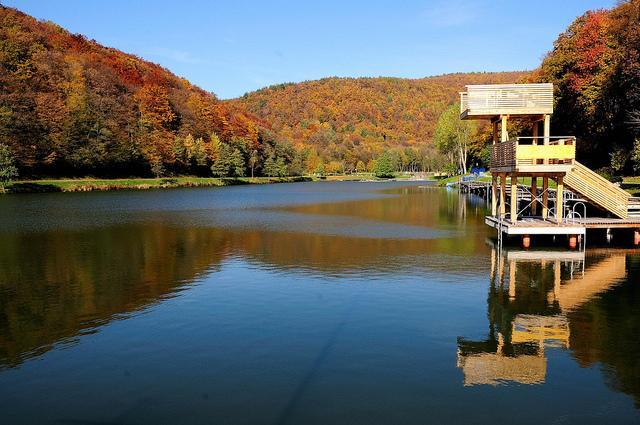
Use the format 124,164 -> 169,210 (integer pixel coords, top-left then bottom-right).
458,244 -> 640,406
1,182 -> 639,423
0,183 -> 490,369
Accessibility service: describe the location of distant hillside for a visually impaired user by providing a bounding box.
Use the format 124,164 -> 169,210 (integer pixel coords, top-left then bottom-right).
231,72 -> 529,168
0,6 -> 265,177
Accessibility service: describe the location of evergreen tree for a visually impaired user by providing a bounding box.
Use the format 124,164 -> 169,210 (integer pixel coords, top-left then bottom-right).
229,147 -> 245,177
0,143 -> 18,188
211,144 -> 232,177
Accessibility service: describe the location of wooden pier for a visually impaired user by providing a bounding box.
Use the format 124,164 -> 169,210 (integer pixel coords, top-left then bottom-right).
458,83 -> 640,248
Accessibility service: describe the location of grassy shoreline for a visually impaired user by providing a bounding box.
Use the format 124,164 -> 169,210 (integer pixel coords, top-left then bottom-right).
3,176 -> 313,194
2,173 -> 434,194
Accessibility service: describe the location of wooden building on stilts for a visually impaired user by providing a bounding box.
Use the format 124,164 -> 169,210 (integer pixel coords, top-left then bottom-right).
459,83 -> 640,248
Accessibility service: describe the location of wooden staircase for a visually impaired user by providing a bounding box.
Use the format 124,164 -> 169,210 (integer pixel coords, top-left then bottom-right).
563,162 -> 631,219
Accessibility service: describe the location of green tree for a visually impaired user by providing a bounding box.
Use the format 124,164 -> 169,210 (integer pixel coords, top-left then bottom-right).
211,144 -> 232,177
263,155 -> 287,177
211,143 -> 245,177
632,139 -> 640,173
229,147 -> 245,177
0,143 -> 18,189
433,102 -> 476,175
373,152 -> 395,178
249,150 -> 259,178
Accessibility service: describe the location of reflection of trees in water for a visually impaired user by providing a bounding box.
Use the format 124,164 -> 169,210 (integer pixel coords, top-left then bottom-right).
567,255 -> 640,407
0,224 -> 229,369
0,185 -> 493,369
458,247 -> 640,406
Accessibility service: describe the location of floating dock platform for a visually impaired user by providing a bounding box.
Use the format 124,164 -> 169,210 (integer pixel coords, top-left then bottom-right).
458,83 -> 640,248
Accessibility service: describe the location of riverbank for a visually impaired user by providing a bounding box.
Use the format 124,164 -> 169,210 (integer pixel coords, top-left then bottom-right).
3,176 -> 313,193
2,173 -> 433,194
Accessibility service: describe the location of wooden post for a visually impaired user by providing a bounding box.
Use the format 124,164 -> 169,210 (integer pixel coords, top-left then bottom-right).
490,247 -> 496,284
543,114 -> 550,145
531,177 -> 538,216
492,121 -> 499,145
557,175 -> 564,223
500,173 -> 506,217
501,115 -> 509,142
543,114 -> 551,166
532,120 -> 539,145
491,174 -> 498,216
553,260 -> 561,297
510,174 -> 518,222
542,177 -> 549,220
508,259 -> 516,299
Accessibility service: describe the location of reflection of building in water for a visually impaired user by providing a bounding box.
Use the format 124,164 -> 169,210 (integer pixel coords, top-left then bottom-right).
457,245 -> 628,386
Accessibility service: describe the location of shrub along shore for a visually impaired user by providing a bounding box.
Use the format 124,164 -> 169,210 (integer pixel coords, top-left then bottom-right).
3,176 -> 312,193
1,173 -> 429,194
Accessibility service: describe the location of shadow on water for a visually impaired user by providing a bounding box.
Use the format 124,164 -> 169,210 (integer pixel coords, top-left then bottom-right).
457,243 -> 640,406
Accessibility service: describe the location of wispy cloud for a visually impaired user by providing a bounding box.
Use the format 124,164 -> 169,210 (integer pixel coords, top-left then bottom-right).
421,0 -> 480,28
147,47 -> 204,64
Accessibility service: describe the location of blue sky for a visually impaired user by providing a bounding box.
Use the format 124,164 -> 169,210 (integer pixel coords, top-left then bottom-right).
5,0 -> 615,99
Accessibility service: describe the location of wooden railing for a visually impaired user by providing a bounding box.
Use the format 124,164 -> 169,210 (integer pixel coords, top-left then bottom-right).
564,162 -> 630,219
490,137 -> 576,170
460,83 -> 554,116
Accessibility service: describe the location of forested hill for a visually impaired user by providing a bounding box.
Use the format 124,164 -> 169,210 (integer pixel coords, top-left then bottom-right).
0,6 -> 266,177
533,0 -> 640,174
230,72 -> 528,168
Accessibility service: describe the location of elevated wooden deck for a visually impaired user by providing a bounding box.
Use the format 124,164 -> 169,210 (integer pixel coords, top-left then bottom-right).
491,137 -> 575,174
460,83 -> 553,120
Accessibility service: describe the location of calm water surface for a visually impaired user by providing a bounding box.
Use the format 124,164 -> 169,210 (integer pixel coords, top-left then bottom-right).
0,181 -> 638,424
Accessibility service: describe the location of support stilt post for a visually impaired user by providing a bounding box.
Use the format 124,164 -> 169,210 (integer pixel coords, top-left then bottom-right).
542,177 -> 549,220
500,173 -> 506,217
491,174 -> 498,216
531,177 -> 538,216
501,115 -> 509,142
557,175 -> 564,223
510,174 -> 518,223
508,260 -> 516,299
543,114 -> 550,145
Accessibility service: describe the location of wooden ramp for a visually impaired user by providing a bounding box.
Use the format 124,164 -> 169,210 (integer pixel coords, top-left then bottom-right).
564,161 -> 632,219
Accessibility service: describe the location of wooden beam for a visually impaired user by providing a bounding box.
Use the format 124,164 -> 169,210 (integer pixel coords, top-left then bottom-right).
511,174 -> 518,223
557,175 -> 564,223
500,173 -> 506,217
501,115 -> 509,142
532,121 -> 539,145
543,114 -> 551,145
491,174 -> 498,216
553,260 -> 561,297
492,121 -> 498,144
542,177 -> 549,219
509,260 -> 516,298
531,177 -> 538,215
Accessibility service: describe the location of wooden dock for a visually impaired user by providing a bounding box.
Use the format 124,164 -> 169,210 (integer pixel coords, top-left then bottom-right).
457,83 -> 640,248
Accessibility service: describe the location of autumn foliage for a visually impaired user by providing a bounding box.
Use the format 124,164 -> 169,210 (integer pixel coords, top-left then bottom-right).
0,6 -> 265,177
231,72 -> 527,170
534,0 -> 640,172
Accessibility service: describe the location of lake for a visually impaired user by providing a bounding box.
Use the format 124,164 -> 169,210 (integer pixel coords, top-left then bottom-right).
0,181 -> 638,425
